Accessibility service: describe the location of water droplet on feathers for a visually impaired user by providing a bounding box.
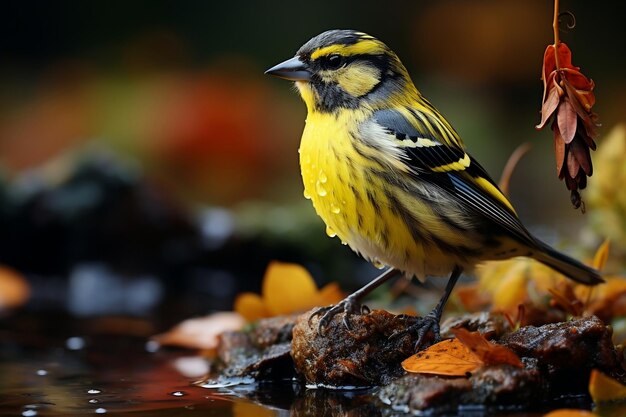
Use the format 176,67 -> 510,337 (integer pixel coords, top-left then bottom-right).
316,181 -> 327,197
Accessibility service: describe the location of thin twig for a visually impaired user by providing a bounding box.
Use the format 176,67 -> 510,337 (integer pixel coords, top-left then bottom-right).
553,0 -> 561,69
499,142 -> 533,197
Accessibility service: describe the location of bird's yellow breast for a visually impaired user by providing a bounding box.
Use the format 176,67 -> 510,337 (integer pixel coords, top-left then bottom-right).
299,109 -> 370,243
298,108 -> 474,279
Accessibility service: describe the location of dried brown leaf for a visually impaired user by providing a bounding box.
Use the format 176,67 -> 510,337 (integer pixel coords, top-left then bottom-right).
570,137 -> 592,176
537,82 -> 561,130
566,148 -> 580,179
557,98 -> 578,144
553,131 -> 566,175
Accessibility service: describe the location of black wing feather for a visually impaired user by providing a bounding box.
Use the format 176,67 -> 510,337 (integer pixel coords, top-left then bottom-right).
370,108 -> 536,246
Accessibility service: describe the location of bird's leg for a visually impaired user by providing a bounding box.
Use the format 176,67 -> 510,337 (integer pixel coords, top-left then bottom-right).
392,266 -> 463,350
309,267 -> 400,332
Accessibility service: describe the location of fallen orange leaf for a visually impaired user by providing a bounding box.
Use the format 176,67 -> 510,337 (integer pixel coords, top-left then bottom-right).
542,409 -> 597,417
401,338 -> 482,376
589,369 -> 626,403
452,328 -> 523,368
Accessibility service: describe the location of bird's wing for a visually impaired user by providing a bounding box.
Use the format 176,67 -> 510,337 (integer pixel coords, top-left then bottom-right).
369,108 -> 536,245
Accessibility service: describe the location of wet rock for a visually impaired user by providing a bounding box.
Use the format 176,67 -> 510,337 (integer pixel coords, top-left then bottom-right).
380,374 -> 472,413
500,315 -> 620,371
250,314 -> 298,348
214,315 -> 298,379
469,362 -> 543,404
441,312 -> 511,340
291,309 -> 420,387
377,316 -> 625,413
500,315 -> 625,393
379,364 -> 542,414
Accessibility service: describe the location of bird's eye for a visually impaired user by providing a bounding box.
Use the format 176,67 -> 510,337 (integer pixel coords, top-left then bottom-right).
322,54 -> 344,70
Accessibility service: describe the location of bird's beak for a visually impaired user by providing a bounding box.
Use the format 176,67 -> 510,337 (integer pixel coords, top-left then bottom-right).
265,56 -> 311,81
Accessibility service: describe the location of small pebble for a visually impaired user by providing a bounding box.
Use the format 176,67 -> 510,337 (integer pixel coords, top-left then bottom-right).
95,408 -> 107,414
87,389 -> 101,395
36,369 -> 47,376
170,391 -> 187,397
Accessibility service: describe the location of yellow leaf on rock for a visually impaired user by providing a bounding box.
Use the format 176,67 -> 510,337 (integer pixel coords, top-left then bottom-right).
234,293 -> 270,322
402,338 -> 483,376
263,261 -> 320,316
589,369 -> 626,403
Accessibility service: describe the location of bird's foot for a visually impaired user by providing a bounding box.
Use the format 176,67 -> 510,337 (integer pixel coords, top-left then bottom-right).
308,294 -> 371,333
390,311 -> 442,351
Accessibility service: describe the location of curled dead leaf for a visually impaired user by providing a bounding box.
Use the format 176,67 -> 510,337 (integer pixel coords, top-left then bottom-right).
451,328 -> 523,368
402,330 -> 523,377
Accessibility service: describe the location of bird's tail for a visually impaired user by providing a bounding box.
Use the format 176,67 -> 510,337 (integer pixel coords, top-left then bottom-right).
533,242 -> 604,285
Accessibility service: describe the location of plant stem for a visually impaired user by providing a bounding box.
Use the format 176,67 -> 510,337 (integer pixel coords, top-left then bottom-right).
553,0 -> 561,69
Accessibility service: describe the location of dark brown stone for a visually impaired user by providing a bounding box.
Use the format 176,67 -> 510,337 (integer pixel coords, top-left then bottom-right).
291,309 -> 420,386
379,362 -> 543,413
441,312 -> 511,339
500,315 -> 623,374
213,314 -> 298,379
379,374 -> 472,412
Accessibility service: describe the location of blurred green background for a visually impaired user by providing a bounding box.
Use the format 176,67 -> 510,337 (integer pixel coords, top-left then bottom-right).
0,0 -> 624,320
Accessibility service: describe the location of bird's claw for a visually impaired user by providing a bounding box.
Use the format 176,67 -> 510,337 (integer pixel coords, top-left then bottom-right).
308,295 -> 369,334
389,312 -> 441,352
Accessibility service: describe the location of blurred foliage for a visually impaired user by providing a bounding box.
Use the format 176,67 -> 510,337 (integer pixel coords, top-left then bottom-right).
1,1 -> 624,214
587,124 -> 626,250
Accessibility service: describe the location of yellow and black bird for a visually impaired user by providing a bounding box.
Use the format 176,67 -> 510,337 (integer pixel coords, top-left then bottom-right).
266,30 -> 602,344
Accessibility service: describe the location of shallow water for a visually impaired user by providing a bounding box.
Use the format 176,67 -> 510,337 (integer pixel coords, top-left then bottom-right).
1,315 -> 619,417
0,345 -> 240,416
